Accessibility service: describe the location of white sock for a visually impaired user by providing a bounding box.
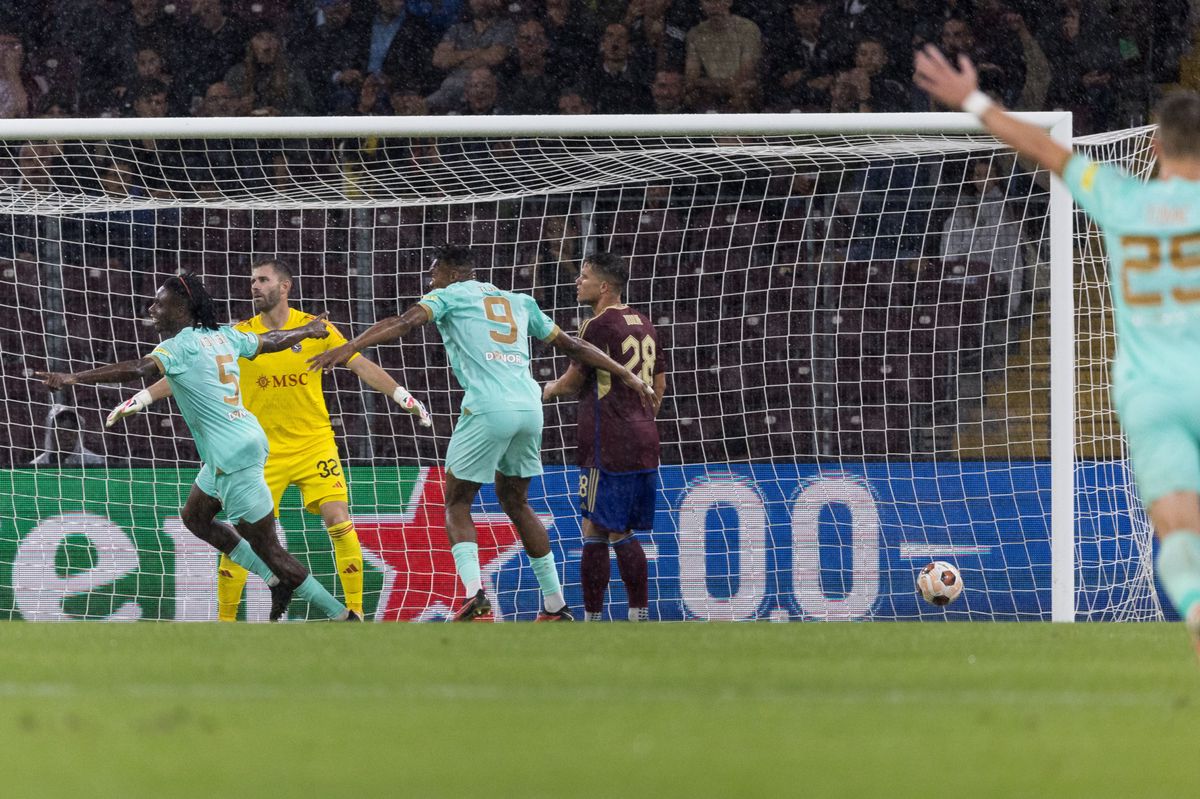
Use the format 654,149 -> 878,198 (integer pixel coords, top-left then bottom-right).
543,590 -> 565,613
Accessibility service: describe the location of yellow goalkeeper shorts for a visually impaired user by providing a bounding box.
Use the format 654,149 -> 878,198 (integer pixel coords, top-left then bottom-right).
265,437 -> 349,516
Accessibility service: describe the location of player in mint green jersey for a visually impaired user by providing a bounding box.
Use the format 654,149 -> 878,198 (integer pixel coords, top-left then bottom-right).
38,274 -> 357,622
916,47 -> 1200,655
308,245 -> 658,622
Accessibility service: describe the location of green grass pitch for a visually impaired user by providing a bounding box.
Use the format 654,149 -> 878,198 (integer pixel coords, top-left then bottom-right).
0,622 -> 1198,798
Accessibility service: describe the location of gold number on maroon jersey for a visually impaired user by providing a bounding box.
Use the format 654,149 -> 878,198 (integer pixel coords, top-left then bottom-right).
483,297 -> 518,344
620,335 -> 656,384
215,354 -> 240,406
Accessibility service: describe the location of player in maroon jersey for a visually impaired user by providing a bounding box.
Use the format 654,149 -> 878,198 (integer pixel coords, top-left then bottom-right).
543,251 -> 667,621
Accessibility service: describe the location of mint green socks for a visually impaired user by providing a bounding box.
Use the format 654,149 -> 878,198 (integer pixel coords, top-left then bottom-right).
227,539 -> 276,586
529,552 -> 565,613
293,574 -> 348,620
1156,530 -> 1200,618
451,541 -> 483,597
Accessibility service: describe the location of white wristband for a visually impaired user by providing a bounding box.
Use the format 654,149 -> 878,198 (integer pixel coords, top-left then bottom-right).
962,90 -> 994,118
392,386 -> 413,407
132,389 -> 153,408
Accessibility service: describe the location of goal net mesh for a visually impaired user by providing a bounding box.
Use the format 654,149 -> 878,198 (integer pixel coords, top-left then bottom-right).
0,124 -> 1161,621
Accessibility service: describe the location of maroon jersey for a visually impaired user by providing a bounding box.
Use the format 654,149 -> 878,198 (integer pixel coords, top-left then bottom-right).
576,304 -> 665,473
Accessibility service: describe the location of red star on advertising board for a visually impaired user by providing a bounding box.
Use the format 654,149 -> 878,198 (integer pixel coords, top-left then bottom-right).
354,467 -> 527,621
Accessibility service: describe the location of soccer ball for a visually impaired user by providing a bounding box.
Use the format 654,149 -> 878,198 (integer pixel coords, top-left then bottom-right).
917,561 -> 963,606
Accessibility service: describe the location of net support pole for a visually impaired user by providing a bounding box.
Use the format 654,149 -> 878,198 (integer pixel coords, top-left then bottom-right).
1049,114 -> 1076,622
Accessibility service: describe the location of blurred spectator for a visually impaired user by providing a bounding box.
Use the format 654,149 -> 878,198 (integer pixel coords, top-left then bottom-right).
427,0 -> 515,113
294,0 -> 363,113
462,66 -> 499,114
406,0 -> 467,35
822,0 -> 895,68
684,0 -> 762,112
834,38 -> 905,113
1044,2 -> 1121,133
389,87 -> 429,114
353,0 -> 437,96
583,23 -> 654,113
172,0 -> 246,115
828,68 -> 868,112
196,79 -> 247,116
625,0 -> 692,74
0,33 -> 36,118
539,0 -> 599,83
50,0 -> 126,114
223,28 -> 315,116
765,0 -> 838,112
999,5 -> 1050,112
355,71 -> 392,114
125,0 -> 181,56
558,89 -> 593,114
497,20 -> 560,114
650,68 -> 686,112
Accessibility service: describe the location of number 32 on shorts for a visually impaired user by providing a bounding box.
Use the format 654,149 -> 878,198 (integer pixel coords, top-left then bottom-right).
316,458 -> 342,479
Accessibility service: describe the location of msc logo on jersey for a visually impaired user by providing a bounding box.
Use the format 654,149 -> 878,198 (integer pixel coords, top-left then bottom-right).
256,373 -> 310,389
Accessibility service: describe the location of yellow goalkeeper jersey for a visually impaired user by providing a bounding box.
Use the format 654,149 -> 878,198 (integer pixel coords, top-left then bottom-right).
234,308 -> 360,452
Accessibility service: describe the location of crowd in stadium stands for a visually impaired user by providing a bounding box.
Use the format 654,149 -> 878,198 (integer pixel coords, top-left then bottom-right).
0,0 -> 1188,131
1,0 -> 1198,467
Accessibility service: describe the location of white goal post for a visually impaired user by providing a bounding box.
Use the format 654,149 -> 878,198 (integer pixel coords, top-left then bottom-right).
0,112 -> 1158,623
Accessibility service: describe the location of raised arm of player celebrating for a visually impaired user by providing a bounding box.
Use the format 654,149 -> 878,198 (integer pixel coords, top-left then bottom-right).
913,45 -> 1071,176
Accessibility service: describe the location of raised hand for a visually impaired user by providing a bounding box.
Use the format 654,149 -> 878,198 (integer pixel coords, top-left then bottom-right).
913,45 -> 978,110
621,371 -> 660,414
302,312 -> 331,340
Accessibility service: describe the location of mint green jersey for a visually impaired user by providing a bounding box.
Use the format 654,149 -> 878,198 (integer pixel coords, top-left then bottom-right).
1064,155 -> 1200,395
148,325 -> 268,474
418,280 -> 560,414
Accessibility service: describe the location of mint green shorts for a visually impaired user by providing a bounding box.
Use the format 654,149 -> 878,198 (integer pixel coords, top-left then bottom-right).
195,460 -> 275,525
445,409 -> 544,485
1116,387 -> 1200,506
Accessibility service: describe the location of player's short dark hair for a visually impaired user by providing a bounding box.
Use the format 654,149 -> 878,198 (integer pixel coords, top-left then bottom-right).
1155,92 -> 1200,160
253,258 -> 292,282
432,244 -> 476,273
166,273 -> 221,330
584,251 -> 628,291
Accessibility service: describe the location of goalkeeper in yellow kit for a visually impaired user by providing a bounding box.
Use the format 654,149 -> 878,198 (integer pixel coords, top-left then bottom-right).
107,259 -> 431,620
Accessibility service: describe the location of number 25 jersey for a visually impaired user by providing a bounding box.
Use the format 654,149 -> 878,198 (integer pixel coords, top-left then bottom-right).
1065,155 -> 1200,395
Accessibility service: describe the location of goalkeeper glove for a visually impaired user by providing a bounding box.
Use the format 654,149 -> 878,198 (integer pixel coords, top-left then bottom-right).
106,389 -> 154,428
393,386 -> 432,428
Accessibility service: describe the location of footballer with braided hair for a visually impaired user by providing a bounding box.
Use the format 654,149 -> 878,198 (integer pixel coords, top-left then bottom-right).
38,273 -> 358,622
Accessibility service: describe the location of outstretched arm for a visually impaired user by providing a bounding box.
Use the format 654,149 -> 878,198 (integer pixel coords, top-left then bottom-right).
105,376 -> 172,427
38,357 -> 162,390
346,354 -> 432,427
548,332 -> 659,412
913,45 -> 1071,177
308,304 -> 430,371
254,312 -> 330,356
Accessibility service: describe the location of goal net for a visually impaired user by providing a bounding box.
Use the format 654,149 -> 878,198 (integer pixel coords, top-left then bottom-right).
0,114 -> 1160,622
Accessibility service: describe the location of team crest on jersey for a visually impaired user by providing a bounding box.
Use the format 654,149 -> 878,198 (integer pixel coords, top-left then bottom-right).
291,343 -> 303,352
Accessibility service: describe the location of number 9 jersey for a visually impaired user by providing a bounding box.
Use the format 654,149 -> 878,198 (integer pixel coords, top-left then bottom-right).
576,304 -> 666,473
418,280 -> 560,414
